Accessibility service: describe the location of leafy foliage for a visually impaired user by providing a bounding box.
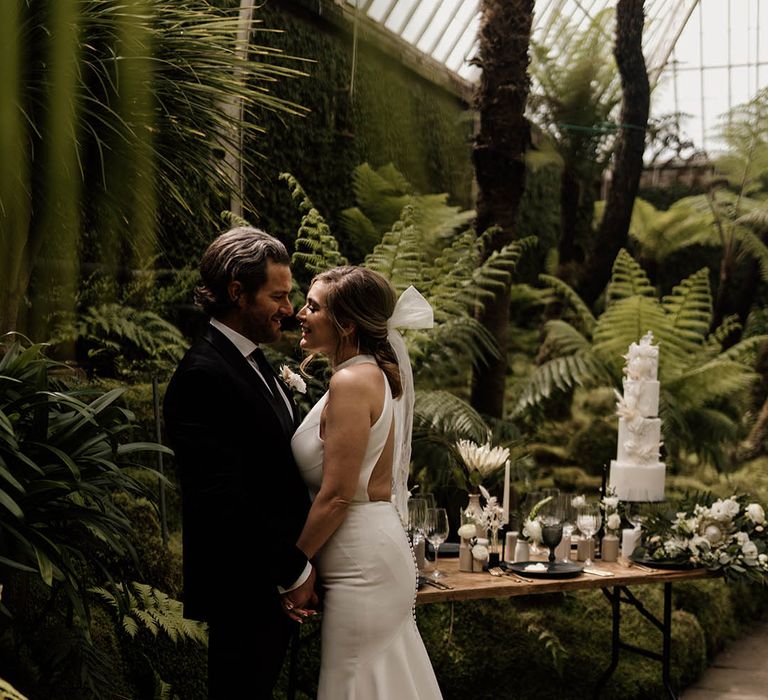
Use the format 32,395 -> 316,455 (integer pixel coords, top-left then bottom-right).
92,582 -> 207,645
515,252 -> 767,467
51,304 -> 187,380
0,335 -> 171,696
280,170 -> 536,488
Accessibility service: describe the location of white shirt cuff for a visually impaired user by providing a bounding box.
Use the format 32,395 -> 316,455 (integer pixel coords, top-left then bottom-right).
278,561 -> 312,594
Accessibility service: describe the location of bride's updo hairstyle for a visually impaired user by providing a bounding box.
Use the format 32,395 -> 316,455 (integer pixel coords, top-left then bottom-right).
308,266 -> 402,399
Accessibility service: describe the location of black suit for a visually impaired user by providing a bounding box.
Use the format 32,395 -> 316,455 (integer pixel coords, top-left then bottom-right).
163,325 -> 311,698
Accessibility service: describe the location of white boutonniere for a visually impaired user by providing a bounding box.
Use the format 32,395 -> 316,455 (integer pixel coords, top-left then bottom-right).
279,365 -> 307,394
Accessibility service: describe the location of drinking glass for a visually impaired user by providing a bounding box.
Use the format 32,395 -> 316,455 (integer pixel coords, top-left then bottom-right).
576,502 -> 602,566
538,495 -> 564,563
407,498 -> 427,548
559,494 -> 576,562
426,507 -> 449,579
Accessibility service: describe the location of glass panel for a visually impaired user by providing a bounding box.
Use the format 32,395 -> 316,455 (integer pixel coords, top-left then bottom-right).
416,0 -> 461,56
401,1 -> 436,44
384,0 -> 418,33
433,0 -> 478,63
367,0 -> 396,23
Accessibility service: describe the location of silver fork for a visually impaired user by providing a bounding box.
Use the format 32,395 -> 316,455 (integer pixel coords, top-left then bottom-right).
489,567 -> 533,583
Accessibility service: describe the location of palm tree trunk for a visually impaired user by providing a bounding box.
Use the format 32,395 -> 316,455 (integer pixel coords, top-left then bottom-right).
470,0 -> 534,419
578,0 -> 649,306
220,0 -> 256,219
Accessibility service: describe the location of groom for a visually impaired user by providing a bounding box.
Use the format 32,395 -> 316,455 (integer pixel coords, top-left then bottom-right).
164,227 -> 316,698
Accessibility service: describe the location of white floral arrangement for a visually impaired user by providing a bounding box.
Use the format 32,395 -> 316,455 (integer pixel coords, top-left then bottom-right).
455,439 -> 509,487
638,493 -> 768,582
601,490 -> 622,536
463,485 -> 504,562
518,494 -> 553,543
279,364 -> 307,394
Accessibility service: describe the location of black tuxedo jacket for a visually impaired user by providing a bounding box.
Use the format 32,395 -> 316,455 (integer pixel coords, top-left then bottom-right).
163,325 -> 311,622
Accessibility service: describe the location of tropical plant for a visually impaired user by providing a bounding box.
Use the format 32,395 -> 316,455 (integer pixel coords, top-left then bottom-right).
470,0 -> 535,419
0,0 -> 307,335
339,162 -> 475,262
279,172 -> 536,491
0,335 -> 171,696
0,679 -> 28,700
51,303 -> 187,380
93,582 -> 206,644
528,8 -> 621,273
514,250 -> 768,469
579,0 -> 650,306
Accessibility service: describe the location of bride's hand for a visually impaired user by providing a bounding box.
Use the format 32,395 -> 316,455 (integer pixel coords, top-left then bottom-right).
281,568 -> 319,622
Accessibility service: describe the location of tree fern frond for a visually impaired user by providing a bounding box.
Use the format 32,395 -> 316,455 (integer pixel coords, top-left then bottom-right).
538,320 -> 591,359
414,390 -> 490,444
364,205 -> 427,291
538,274 -> 597,334
605,249 -> 656,303
220,209 -> 252,229
707,315 -> 742,351
666,360 -> 757,405
735,203 -> 768,232
92,582 -> 207,645
719,334 -> 768,365
281,172 -> 347,277
473,236 -> 537,297
513,349 -> 613,412
661,267 -> 712,346
592,296 -> 669,369
733,228 -> 768,282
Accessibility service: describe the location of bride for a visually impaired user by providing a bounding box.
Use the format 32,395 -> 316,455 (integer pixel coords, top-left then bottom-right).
286,266 -> 442,699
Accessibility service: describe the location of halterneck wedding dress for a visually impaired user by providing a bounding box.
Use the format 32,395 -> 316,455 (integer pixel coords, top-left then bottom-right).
291,354 -> 442,700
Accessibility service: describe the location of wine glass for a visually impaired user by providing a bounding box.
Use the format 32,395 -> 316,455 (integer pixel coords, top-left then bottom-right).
538,496 -> 564,563
426,507 -> 449,579
576,502 -> 602,567
559,494 -> 576,562
408,498 -> 427,542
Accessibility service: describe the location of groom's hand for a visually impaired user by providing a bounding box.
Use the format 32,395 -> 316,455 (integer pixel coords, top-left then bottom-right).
281,567 -> 318,622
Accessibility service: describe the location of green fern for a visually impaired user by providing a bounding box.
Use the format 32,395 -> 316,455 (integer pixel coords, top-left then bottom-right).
0,679 -> 28,700
605,249 -> 656,303
517,253 -> 768,466
281,172 -> 347,280
52,303 -> 187,379
92,582 -> 208,645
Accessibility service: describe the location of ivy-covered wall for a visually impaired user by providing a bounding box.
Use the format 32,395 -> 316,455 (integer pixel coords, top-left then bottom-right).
243,0 -> 475,260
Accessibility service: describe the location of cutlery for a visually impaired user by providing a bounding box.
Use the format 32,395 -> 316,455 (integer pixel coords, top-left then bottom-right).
583,567 -> 614,577
489,567 -> 534,583
419,576 -> 453,590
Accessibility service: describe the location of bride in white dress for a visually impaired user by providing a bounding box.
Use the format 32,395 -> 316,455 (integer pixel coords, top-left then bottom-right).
286,266 -> 442,700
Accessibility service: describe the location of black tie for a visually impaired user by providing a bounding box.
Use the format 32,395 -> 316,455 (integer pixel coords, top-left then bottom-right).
250,348 -> 293,432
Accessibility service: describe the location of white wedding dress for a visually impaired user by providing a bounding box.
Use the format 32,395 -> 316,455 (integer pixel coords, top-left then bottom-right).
291,355 -> 443,700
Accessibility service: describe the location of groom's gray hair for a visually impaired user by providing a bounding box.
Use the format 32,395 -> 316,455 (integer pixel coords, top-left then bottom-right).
194,226 -> 290,318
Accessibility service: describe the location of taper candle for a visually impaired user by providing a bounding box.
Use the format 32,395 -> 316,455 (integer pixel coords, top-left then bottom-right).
502,460 -> 510,524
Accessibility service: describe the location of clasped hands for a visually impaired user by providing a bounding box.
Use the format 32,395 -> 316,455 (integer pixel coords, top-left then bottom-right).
281,566 -> 319,623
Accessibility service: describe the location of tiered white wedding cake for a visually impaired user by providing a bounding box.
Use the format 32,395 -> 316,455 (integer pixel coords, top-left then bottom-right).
608,331 -> 666,502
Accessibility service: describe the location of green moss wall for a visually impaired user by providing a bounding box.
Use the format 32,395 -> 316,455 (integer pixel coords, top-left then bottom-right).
244,1 -> 474,255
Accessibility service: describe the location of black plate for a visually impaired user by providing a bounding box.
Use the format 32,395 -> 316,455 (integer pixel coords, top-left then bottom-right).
504,561 -> 583,579
630,555 -> 699,570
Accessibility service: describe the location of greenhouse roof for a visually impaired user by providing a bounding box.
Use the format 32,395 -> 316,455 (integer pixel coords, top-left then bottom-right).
339,0 -> 767,153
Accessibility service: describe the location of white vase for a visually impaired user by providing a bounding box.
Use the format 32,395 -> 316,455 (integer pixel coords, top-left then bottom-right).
459,538 -> 473,572
601,534 -> 619,562
466,493 -> 486,538
514,540 -> 530,562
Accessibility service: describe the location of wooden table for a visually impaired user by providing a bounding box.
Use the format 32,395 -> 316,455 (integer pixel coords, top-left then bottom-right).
416,558 -> 713,699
